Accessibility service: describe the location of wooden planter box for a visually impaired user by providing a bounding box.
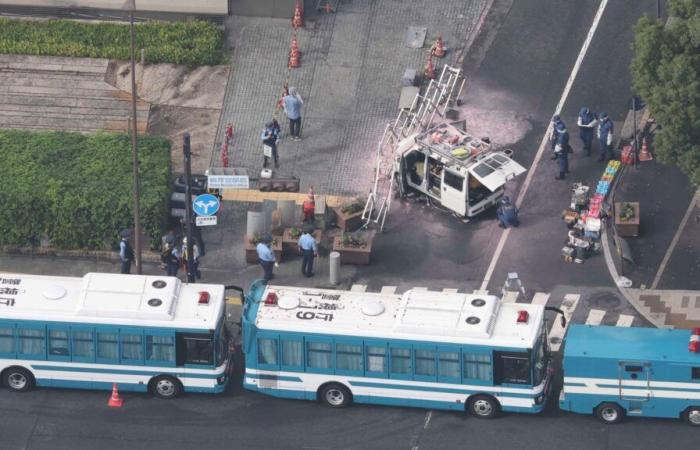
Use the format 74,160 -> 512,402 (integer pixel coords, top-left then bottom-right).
244,235 -> 283,264
332,233 -> 374,265
282,228 -> 322,256
333,206 -> 364,232
615,202 -> 640,237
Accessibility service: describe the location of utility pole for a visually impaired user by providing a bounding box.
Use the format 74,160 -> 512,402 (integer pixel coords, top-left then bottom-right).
183,133 -> 195,283
128,0 -> 142,274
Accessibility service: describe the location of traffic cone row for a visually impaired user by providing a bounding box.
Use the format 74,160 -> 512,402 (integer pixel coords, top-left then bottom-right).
289,35 -> 301,69
292,0 -> 304,29
108,383 -> 123,408
431,34 -> 446,58
324,2 -> 334,14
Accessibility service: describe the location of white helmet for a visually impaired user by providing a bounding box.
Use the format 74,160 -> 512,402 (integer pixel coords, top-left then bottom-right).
182,237 -> 188,244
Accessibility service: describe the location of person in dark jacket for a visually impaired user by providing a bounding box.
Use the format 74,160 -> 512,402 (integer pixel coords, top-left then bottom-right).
577,107 -> 598,156
550,115 -> 565,160
496,196 -> 520,228
118,229 -> 134,274
261,120 -> 280,168
597,112 -> 614,162
554,121 -> 570,180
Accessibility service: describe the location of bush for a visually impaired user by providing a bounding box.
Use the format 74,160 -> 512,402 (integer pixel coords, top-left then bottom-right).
0,130 -> 171,250
0,19 -> 224,66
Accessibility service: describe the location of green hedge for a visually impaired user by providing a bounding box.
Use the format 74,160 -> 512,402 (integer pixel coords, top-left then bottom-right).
0,130 -> 171,250
0,19 -> 224,66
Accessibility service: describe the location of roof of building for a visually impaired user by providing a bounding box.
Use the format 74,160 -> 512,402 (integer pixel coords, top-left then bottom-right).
0,272 -> 224,330
253,286 -> 544,348
564,324 -> 700,363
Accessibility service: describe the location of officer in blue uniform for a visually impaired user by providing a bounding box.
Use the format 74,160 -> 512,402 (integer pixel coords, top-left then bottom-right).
550,115 -> 565,160
555,121 -> 570,180
597,112 -> 614,162
118,229 -> 134,274
496,196 -> 520,228
256,234 -> 277,281
577,107 -> 598,156
297,225 -> 318,277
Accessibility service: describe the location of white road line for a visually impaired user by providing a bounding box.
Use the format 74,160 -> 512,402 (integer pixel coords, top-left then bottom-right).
479,0 -> 609,291
616,314 -> 635,327
442,288 -> 459,293
380,286 -> 397,295
651,190 -> 699,289
532,292 -> 550,305
503,291 -> 519,303
549,294 -> 581,352
585,309 -> 606,325
350,284 -> 367,292
423,410 -> 433,429
412,287 -> 428,291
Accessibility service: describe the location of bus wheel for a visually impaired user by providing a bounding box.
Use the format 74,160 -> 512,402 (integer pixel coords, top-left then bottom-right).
468,395 -> 500,419
150,376 -> 182,399
2,367 -> 35,392
319,383 -> 352,408
596,403 -> 624,424
683,407 -> 700,426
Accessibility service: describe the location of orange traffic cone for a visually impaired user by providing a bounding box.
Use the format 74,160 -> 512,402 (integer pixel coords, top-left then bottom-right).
289,35 -> 301,68
292,0 -> 304,29
431,34 -> 446,58
108,383 -> 123,408
324,2 -> 333,13
424,55 -> 436,80
639,137 -> 653,161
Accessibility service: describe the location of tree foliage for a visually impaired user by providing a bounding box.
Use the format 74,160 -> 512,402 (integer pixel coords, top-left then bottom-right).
0,131 -> 171,250
631,0 -> 700,185
0,19 -> 224,66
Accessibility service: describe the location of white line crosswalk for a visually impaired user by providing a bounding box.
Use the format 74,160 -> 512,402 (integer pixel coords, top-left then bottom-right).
585,309 -> 606,326
616,315 -> 634,327
350,284 -> 367,292
548,294 -> 580,352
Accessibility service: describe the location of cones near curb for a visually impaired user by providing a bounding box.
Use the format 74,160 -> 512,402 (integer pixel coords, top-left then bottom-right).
292,0 -> 304,29
424,55 -> 436,80
108,383 -> 123,408
639,137 -> 653,162
431,34 -> 446,58
289,35 -> 301,68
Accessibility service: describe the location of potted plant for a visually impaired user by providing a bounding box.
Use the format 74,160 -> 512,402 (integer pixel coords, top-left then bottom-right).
244,232 -> 283,264
332,231 -> 375,265
614,201 -> 640,237
333,198 -> 366,231
282,226 -> 322,256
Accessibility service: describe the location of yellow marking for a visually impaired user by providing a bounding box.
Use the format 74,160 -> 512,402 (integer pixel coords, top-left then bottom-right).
220,189 -> 352,207
226,296 -> 242,306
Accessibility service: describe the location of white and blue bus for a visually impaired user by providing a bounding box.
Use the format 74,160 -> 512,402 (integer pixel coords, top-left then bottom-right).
242,281 -> 553,417
560,324 -> 700,426
0,272 -> 232,398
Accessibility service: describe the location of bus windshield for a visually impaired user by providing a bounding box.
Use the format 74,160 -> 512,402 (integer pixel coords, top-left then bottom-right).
533,325 -> 548,386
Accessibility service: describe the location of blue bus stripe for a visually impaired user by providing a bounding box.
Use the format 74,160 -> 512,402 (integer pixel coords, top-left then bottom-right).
348,380 -> 535,399
31,364 -> 220,379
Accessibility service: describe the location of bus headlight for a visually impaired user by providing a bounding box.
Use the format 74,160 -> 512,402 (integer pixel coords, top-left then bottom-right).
217,376 -> 227,384
535,394 -> 545,405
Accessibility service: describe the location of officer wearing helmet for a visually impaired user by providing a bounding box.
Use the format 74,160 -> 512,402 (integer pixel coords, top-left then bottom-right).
181,237 -> 201,280
256,233 -> 277,281
496,196 -> 519,229
577,106 -> 598,156
554,120 -> 571,180
597,112 -> 614,162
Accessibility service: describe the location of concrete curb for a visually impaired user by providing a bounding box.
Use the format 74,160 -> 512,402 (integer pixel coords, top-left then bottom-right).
0,246 -> 161,263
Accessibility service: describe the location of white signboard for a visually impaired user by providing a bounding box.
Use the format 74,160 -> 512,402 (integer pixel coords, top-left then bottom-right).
208,175 -> 250,189
196,215 -> 218,227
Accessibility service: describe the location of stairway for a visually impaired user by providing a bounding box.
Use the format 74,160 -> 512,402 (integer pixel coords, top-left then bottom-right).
0,55 -> 149,133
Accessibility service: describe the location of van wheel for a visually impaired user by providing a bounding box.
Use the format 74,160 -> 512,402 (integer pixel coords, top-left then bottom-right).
2,367 -> 35,392
150,376 -> 182,399
683,407 -> 700,426
596,403 -> 624,424
468,395 -> 500,419
319,383 -> 352,408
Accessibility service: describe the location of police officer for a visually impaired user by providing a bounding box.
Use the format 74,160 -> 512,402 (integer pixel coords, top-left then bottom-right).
577,106 -> 598,156
261,120 -> 280,168
496,196 -> 520,229
182,237 -> 201,280
118,229 -> 134,274
256,233 -> 277,281
554,121 -> 570,180
298,225 -> 318,277
162,242 -> 180,277
549,115 -> 565,160
597,112 -> 614,162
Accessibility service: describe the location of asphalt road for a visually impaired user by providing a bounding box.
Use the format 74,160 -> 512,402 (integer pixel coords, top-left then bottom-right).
2,1 -> 693,450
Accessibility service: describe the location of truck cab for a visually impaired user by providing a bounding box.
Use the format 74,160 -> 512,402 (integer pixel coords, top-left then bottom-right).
395,123 -> 526,218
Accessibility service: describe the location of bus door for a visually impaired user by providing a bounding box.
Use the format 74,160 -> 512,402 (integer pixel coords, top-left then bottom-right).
441,169 -> 466,216
618,361 -> 652,414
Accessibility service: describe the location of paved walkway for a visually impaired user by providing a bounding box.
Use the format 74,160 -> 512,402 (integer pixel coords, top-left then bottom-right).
214,0 -> 489,195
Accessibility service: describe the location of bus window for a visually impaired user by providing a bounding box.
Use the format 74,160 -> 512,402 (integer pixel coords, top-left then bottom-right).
281,338 -> 303,369
438,351 -> 460,380
257,338 -> 278,366
495,351 -> 531,385
414,349 -> 437,379
306,341 -> 333,370
693,367 -> 700,380
390,347 -> 412,377
18,328 -> 45,358
71,329 -> 95,362
366,344 -> 387,375
336,343 -> 362,373
463,352 -> 491,381
146,335 -> 176,364
178,334 -> 214,366
0,325 -> 16,355
121,333 -> 144,364
48,329 -> 70,358
97,332 -> 118,362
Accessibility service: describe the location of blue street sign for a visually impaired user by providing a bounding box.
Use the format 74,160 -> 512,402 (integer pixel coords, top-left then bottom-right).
192,194 -> 220,217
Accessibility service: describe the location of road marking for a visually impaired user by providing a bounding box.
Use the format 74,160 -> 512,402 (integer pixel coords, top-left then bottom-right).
412,287 -> 428,291
226,296 -> 242,305
549,294 -> 580,352
442,288 -> 459,293
423,410 -> 433,429
350,284 -> 367,292
616,314 -> 634,327
380,286 -> 397,294
585,309 -> 606,325
503,291 -> 519,303
532,292 -> 550,305
651,190 -> 699,289
479,0 -> 610,291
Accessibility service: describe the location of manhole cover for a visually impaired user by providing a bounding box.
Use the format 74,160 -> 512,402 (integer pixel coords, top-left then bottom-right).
586,291 -> 622,309
405,26 -> 427,48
